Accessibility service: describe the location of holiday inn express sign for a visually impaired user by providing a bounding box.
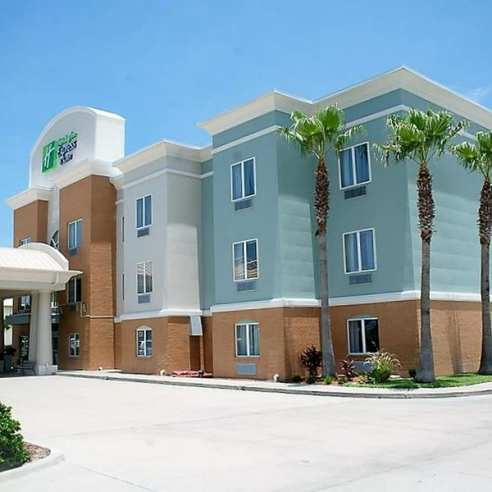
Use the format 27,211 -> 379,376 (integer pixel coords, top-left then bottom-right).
41,131 -> 78,173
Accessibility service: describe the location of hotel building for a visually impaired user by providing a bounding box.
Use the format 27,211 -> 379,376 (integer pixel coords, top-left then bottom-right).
3,67 -> 491,378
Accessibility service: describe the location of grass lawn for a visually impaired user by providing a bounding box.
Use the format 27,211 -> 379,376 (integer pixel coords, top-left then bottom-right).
347,373 -> 492,390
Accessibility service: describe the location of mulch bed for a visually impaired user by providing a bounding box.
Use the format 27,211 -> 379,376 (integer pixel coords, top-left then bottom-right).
0,442 -> 50,473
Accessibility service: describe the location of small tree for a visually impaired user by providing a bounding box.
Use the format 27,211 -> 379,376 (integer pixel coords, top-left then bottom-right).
453,132 -> 492,374
300,345 -> 322,383
0,403 -> 29,470
376,109 -> 466,383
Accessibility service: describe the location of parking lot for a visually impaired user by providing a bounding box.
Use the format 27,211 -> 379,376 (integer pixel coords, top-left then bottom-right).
2,375 -> 492,491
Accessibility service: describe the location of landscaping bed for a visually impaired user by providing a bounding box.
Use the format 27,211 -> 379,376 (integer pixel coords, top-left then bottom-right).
0,443 -> 50,473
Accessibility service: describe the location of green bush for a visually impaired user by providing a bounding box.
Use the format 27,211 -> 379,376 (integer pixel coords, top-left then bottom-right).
0,403 -> 29,470
291,375 -> 303,383
323,375 -> 334,385
365,351 -> 401,384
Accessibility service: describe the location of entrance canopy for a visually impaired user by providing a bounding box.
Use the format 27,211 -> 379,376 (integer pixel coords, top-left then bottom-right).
0,242 -> 80,297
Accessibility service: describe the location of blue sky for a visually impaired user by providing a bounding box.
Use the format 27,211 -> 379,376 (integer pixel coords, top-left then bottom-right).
1,0 -> 491,246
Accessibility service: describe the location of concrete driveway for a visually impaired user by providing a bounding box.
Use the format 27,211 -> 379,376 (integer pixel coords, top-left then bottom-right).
2,375 -> 492,491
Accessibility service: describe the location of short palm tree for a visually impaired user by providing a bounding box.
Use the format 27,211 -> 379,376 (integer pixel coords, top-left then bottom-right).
280,107 -> 361,376
376,109 -> 466,383
453,132 -> 492,374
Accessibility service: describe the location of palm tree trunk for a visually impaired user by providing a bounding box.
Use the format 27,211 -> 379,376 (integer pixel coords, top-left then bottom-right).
315,157 -> 336,376
416,163 -> 435,383
478,180 -> 492,374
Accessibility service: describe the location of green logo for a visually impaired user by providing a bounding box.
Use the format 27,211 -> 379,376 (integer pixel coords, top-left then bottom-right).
41,131 -> 78,173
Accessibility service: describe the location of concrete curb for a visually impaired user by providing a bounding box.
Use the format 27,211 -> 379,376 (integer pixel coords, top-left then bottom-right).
0,449 -> 64,483
57,372 -> 492,399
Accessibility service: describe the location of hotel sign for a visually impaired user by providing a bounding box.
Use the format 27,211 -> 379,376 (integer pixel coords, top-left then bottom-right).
41,131 -> 78,173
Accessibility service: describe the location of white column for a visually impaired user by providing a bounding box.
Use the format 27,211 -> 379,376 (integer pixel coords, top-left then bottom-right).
35,290 -> 56,375
28,292 -> 38,361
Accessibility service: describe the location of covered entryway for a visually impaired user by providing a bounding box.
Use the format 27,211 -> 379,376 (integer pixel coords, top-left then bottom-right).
0,243 -> 79,375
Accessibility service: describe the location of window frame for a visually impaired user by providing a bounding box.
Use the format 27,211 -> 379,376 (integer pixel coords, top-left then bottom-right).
136,194 -> 152,230
346,317 -> 379,355
230,157 -> 256,202
338,142 -> 372,190
235,322 -> 260,357
19,295 -> 31,312
136,261 -> 153,296
68,333 -> 80,358
232,238 -> 259,282
67,218 -> 82,250
67,276 -> 82,304
136,327 -> 153,358
342,228 -> 377,274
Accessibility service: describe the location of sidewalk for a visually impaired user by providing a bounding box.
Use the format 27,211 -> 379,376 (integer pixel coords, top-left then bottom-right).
58,370 -> 492,399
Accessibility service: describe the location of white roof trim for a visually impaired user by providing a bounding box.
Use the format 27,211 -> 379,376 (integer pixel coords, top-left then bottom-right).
198,66 -> 492,136
52,159 -> 120,189
6,186 -> 54,210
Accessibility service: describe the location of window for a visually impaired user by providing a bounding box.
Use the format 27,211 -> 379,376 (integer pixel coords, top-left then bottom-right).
69,333 -> 80,357
19,295 -> 31,312
50,230 -> 59,249
235,323 -> 260,357
68,219 -> 82,250
121,273 -> 125,300
233,239 -> 258,281
19,237 -> 31,246
136,328 -> 152,357
121,216 -> 125,242
231,157 -> 255,201
339,142 -> 371,189
67,276 -> 82,304
343,229 -> 376,274
137,261 -> 153,295
136,195 -> 152,229
347,318 -> 380,354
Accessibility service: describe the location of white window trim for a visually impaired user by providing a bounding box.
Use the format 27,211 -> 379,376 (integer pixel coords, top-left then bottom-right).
136,261 -> 153,295
342,228 -> 377,274
346,317 -> 379,355
67,219 -> 82,250
230,157 -> 257,202
235,322 -> 260,357
136,327 -> 152,358
68,333 -> 80,358
338,141 -> 372,190
232,238 -> 259,282
67,276 -> 82,304
136,194 -> 152,230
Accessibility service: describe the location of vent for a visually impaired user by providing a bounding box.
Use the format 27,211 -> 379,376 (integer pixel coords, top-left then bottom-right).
236,363 -> 257,376
236,281 -> 256,292
137,227 -> 150,237
138,294 -> 151,304
349,274 -> 372,285
344,185 -> 367,199
234,198 -> 253,211
68,247 -> 79,256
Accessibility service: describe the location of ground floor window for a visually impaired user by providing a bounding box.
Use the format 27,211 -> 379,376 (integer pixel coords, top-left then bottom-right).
235,322 -> 260,357
69,333 -> 80,357
136,328 -> 152,357
347,318 -> 379,354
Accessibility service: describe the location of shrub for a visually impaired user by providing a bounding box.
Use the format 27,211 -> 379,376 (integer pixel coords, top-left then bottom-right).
338,359 -> 358,380
300,345 -> 322,379
306,375 -> 317,385
365,351 -> 401,383
0,403 -> 29,470
323,375 -> 334,385
291,375 -> 303,383
408,368 -> 417,380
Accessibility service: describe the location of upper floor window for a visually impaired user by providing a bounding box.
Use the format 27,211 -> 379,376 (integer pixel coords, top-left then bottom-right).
67,276 -> 82,304
19,295 -> 31,312
19,237 -> 31,246
69,333 -> 80,357
136,195 -> 152,230
231,157 -> 256,201
137,261 -> 153,295
235,322 -> 260,357
347,318 -> 379,354
68,219 -> 82,251
343,228 -> 376,274
136,327 -> 152,357
339,142 -> 371,189
233,239 -> 258,281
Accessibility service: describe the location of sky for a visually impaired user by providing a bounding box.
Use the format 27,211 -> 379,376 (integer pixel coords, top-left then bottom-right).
1,0 -> 492,246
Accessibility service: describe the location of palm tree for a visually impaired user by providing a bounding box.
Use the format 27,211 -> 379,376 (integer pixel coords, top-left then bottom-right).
453,132 -> 492,374
376,109 -> 466,383
280,107 -> 361,376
